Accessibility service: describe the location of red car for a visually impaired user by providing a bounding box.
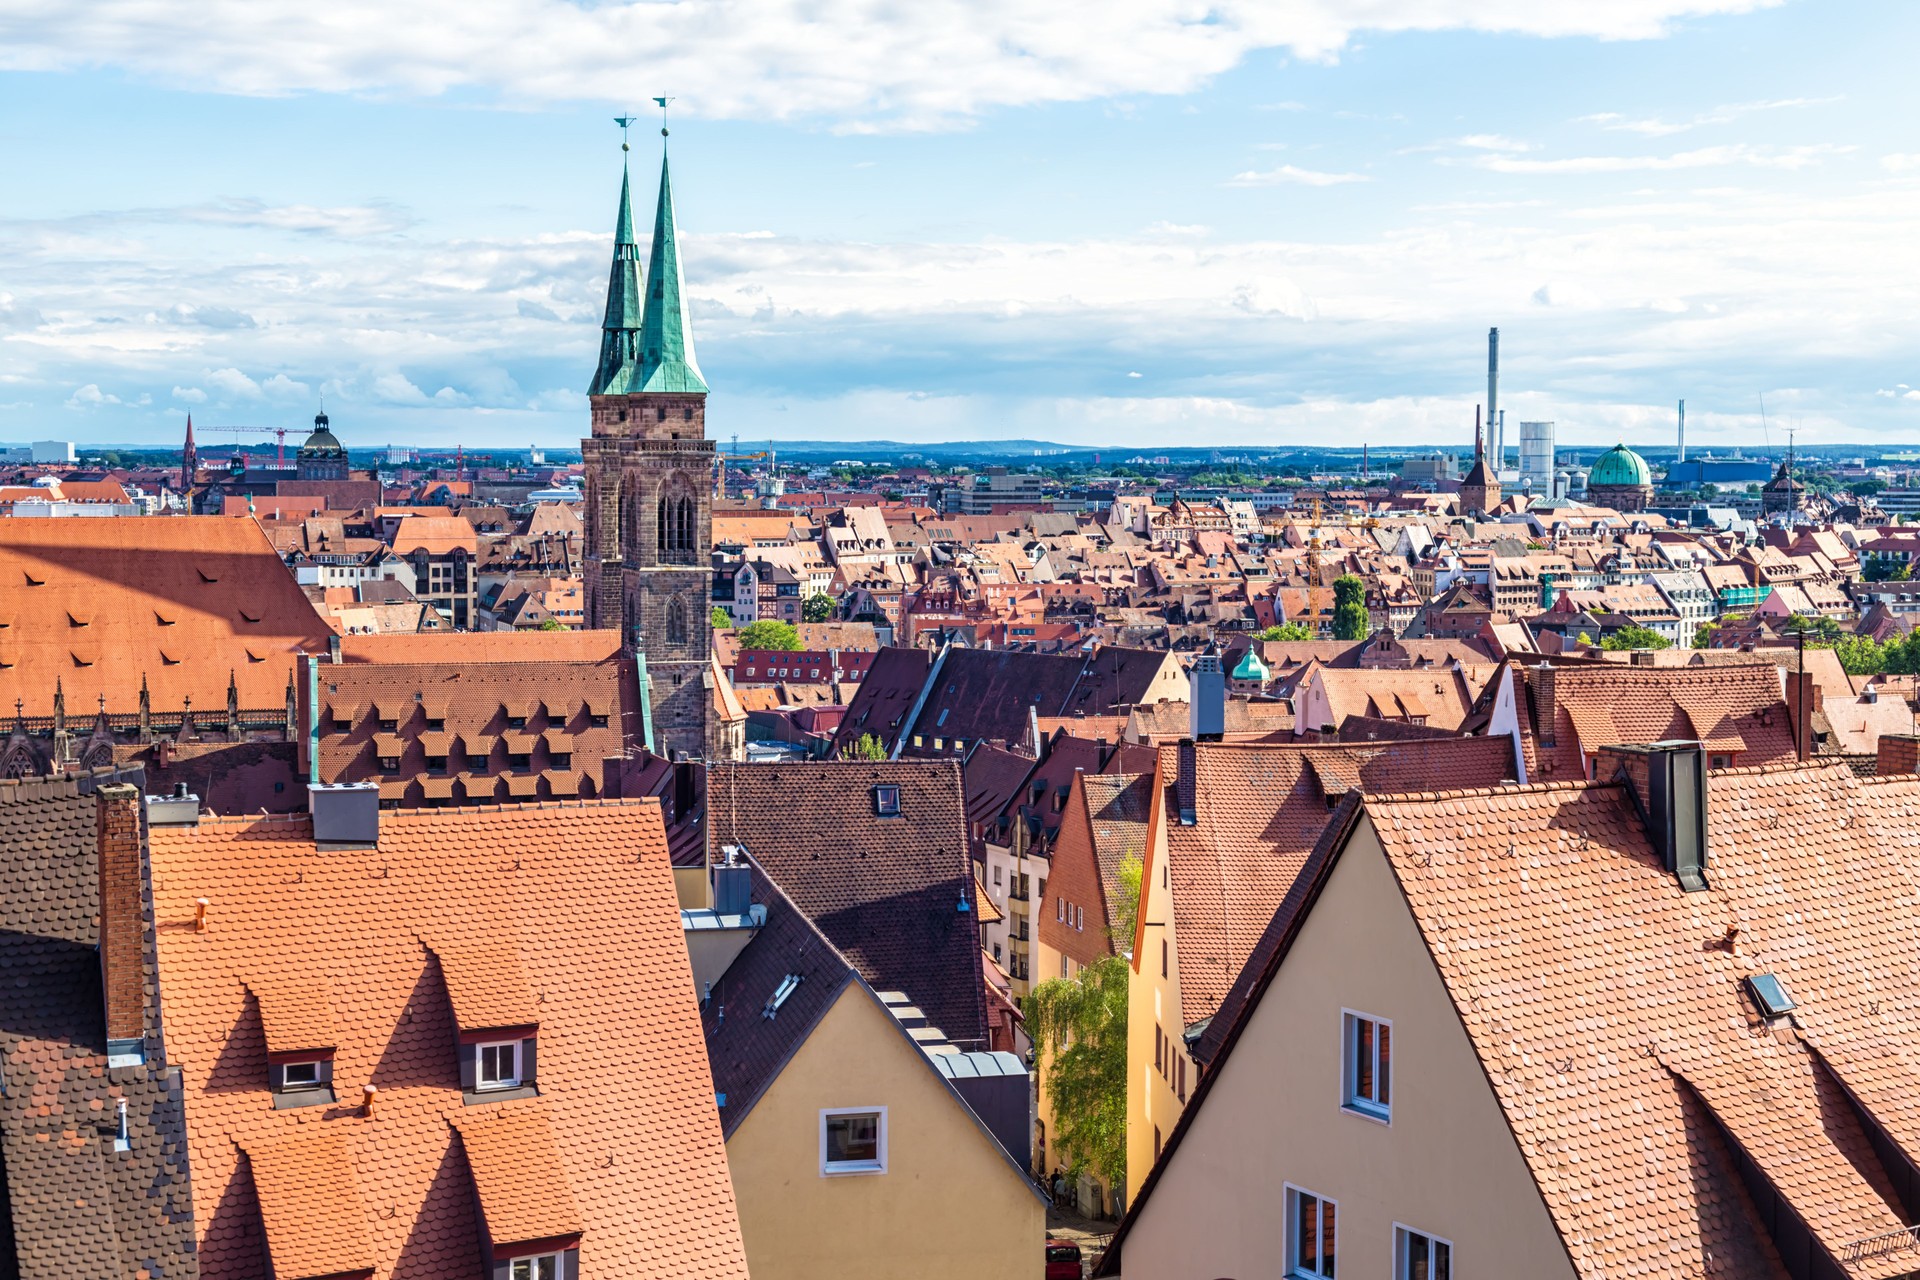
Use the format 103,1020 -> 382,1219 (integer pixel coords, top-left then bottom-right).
1046,1238 -> 1083,1280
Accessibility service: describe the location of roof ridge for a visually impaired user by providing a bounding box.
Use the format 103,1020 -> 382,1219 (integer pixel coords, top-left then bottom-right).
187,795 -> 666,827
1366,776 -> 1613,806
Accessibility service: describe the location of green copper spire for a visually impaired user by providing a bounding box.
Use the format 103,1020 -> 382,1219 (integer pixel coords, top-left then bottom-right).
635,153 -> 708,394
588,162 -> 646,396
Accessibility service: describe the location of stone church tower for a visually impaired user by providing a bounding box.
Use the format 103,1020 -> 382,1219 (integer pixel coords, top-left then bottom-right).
582,153 -> 715,759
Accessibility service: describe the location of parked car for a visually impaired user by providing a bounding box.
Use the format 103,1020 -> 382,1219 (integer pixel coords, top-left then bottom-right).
1046,1238 -> 1083,1280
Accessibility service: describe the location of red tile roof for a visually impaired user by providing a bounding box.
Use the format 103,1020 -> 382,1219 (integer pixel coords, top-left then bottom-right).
436,939 -> 538,1033
1515,660 -> 1795,779
0,515 -> 330,715
150,801 -> 746,1279
451,1103 -> 585,1248
244,1127 -> 379,1279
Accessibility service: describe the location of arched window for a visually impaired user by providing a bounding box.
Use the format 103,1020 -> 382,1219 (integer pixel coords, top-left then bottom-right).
665,598 -> 688,647
657,476 -> 698,562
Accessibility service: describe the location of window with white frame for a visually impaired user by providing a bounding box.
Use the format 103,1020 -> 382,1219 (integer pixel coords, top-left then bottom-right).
282,1060 -> 321,1088
1396,1225 -> 1452,1280
820,1107 -> 886,1175
1286,1185 -> 1337,1278
1342,1011 -> 1391,1120
510,1255 -> 561,1280
477,1040 -> 522,1090
1057,897 -> 1065,922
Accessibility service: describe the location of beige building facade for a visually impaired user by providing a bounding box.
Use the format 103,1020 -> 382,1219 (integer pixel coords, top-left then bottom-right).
1111,815 -> 1577,1278
726,980 -> 1045,1280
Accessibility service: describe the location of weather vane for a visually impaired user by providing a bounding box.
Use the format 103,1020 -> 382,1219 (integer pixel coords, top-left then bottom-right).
654,96 -> 674,138
614,114 -> 636,153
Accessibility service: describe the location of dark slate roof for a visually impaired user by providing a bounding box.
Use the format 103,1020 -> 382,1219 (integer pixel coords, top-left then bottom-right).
702,860 -> 859,1138
830,646 -> 934,750
0,774 -> 199,1280
835,644 -> 1174,757
707,761 -> 989,1049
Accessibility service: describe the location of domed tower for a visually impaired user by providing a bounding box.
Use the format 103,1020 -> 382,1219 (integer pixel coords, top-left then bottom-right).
296,412 -> 349,482
1762,438 -> 1805,518
1586,443 -> 1654,513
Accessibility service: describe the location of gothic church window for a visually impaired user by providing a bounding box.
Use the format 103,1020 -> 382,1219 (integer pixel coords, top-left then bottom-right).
666,599 -> 688,647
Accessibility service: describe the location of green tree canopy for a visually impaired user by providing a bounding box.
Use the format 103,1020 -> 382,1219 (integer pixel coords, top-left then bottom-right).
735,619 -> 802,650
1599,625 -> 1674,651
839,732 -> 888,761
1025,956 -> 1129,1191
1111,855 -> 1142,954
710,606 -> 734,629
802,593 -> 836,623
535,617 -> 565,632
1257,622 -> 1313,642
1331,574 -> 1369,641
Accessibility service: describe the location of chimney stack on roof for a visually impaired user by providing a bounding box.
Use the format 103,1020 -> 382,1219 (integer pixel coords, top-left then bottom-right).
311,781 -> 380,848
1189,653 -> 1226,742
1877,734 -> 1920,777
96,783 -> 148,1067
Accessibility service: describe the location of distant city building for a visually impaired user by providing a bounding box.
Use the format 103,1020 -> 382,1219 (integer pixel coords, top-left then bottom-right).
29,440 -> 74,464
1517,420 -> 1555,487
1585,442 -> 1655,512
1397,453 -> 1456,487
295,412 -> 349,481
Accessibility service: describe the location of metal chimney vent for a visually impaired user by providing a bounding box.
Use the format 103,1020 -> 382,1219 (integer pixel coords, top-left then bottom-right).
310,782 -> 380,847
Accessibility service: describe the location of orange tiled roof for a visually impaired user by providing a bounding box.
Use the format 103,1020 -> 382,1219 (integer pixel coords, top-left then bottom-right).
436,939 -> 538,1032
1366,764 -> 1920,1279
150,802 -> 747,1279
251,974 -> 341,1054
337,630 -> 621,664
0,515 -> 330,716
451,1102 -> 585,1248
244,1127 -> 379,1279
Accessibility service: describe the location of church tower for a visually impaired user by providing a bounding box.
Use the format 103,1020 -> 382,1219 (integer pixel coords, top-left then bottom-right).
582,148 -> 715,759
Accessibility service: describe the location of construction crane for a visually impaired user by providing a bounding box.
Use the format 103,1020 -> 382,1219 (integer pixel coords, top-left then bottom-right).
713,433 -> 769,498
198,425 -> 292,465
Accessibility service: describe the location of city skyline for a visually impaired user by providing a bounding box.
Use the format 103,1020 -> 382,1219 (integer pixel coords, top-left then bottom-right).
4,0 -> 1918,449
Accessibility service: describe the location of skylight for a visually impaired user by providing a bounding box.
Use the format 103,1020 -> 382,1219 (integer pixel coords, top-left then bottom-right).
1745,973 -> 1796,1019
765,974 -> 803,1018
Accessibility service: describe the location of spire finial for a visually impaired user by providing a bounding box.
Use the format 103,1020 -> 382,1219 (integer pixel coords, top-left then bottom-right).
614,113 -> 636,154
654,95 -> 674,141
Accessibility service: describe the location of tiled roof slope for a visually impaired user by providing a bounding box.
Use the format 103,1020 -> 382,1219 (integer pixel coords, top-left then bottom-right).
149,801 -> 746,1280
701,859 -> 859,1137
0,516 -> 329,716
0,774 -> 199,1280
1367,764 -> 1920,1280
707,761 -> 988,1049
1155,736 -> 1514,1026
829,646 -> 932,749
1515,661 -> 1795,779
1080,772 -> 1153,928
309,643 -> 631,806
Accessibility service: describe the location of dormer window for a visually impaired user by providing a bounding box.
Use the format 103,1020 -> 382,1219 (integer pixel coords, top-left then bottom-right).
252,978 -> 339,1109
478,1041 -> 523,1090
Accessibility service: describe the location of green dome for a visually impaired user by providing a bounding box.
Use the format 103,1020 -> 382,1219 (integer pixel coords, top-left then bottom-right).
1588,443 -> 1651,488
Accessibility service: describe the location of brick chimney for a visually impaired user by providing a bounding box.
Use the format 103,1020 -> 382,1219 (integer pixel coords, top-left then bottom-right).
1783,671 -> 1819,762
1535,664 -> 1558,748
1879,734 -> 1920,776
95,783 -> 148,1065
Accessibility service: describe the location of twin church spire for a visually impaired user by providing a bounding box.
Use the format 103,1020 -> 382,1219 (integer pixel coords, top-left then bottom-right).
589,154 -> 707,397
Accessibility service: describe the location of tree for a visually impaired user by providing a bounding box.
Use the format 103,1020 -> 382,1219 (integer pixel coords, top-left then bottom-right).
1693,622 -> 1717,650
802,593 -> 836,623
1600,625 -> 1674,651
1833,635 -> 1889,676
1851,478 -> 1889,497
1257,622 -> 1313,642
839,732 -> 888,761
735,619 -> 802,650
1331,574 -> 1369,641
1025,956 -> 1129,1192
1111,855 -> 1142,954
1781,614 -> 1844,644
535,617 -> 565,632
710,606 -> 733,629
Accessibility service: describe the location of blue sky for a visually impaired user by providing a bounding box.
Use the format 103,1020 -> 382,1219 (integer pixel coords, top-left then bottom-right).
3,0 -> 1917,451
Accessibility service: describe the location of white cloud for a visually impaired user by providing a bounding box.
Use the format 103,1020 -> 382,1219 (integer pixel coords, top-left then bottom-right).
1454,134 -> 1535,152
262,373 -> 310,399
1576,96 -> 1838,137
0,0 -> 1781,128
171,385 -> 208,403
372,372 -> 430,403
204,367 -> 264,399
179,197 -> 413,237
1883,154 -> 1920,174
1225,163 -> 1370,187
66,383 -> 121,408
1470,143 -> 1851,174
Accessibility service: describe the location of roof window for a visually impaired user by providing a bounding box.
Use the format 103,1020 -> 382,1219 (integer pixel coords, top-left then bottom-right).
873,784 -> 901,817
1745,972 -> 1796,1020
765,974 -> 803,1018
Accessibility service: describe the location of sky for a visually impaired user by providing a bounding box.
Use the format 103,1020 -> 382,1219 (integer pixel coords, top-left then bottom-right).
2,0 -> 1918,452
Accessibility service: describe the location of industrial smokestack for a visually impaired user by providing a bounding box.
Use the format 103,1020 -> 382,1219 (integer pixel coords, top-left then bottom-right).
1677,399 -> 1686,465
1486,328 -> 1500,467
